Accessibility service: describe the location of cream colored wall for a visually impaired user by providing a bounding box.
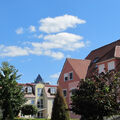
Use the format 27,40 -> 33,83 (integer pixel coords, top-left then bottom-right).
47,98 -> 54,119
35,83 -> 44,104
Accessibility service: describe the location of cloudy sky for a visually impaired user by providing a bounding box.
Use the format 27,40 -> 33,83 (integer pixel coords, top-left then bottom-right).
0,0 -> 120,84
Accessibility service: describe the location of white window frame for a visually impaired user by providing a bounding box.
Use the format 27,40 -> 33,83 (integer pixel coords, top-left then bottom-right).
98,64 -> 105,73
37,99 -> 43,108
63,89 -> 67,97
37,88 -> 43,96
38,111 -> 43,118
64,73 -> 68,82
69,72 -> 73,80
27,86 -> 32,93
50,87 -> 56,94
108,61 -> 115,71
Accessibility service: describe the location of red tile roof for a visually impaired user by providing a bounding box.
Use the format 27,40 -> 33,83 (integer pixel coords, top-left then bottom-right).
86,40 -> 120,77
67,58 -> 91,79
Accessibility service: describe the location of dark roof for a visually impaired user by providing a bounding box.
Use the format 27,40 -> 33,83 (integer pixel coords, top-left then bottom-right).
34,74 -> 44,84
86,40 -> 120,77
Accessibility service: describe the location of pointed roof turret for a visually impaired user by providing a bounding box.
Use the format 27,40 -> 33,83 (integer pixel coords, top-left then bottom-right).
34,74 -> 44,84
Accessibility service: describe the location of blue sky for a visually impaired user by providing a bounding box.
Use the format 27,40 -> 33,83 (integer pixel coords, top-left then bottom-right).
0,0 -> 120,84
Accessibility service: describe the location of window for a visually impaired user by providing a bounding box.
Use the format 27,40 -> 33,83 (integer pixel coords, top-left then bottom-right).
37,88 -> 43,96
21,87 -> 25,92
31,100 -> 35,104
69,72 -> 73,80
64,73 -> 68,82
27,86 -> 32,93
63,89 -> 67,97
37,99 -> 43,108
50,87 -> 56,94
38,111 -> 43,118
98,64 -> 105,73
108,61 -> 115,71
70,89 -> 76,96
93,57 -> 99,63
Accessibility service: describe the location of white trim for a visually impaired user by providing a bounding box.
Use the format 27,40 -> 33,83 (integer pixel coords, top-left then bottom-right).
27,86 -> 32,93
64,73 -> 68,82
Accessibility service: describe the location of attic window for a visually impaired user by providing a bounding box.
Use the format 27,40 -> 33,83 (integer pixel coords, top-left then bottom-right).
64,73 -> 68,82
93,57 -> 99,63
27,86 -> 32,93
50,87 -> 56,94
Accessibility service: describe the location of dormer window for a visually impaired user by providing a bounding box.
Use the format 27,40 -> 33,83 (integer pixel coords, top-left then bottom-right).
50,87 -> 56,94
93,57 -> 99,63
108,61 -> 115,71
69,72 -> 73,80
64,73 -> 68,82
27,86 -> 32,93
21,87 -> 25,92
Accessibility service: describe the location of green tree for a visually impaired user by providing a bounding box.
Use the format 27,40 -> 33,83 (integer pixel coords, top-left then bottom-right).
21,104 -> 38,116
0,62 -> 26,120
71,71 -> 120,120
51,87 -> 70,120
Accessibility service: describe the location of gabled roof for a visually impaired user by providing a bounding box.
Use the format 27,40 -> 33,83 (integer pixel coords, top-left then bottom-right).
67,58 -> 91,79
34,74 -> 44,84
86,40 -> 120,77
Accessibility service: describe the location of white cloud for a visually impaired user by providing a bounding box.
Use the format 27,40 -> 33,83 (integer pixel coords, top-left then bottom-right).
0,45 -> 28,57
43,32 -> 84,51
16,27 -> 24,34
39,14 -> 86,33
0,44 -> 64,60
33,34 -> 43,39
50,72 -> 60,79
44,50 -> 64,60
29,25 -> 36,32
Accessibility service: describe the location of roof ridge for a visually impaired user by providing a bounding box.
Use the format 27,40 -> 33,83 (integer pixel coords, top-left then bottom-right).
90,39 -> 120,53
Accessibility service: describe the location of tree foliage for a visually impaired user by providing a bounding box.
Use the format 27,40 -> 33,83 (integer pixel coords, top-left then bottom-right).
71,71 -> 120,120
21,104 -> 38,116
0,62 -> 26,120
51,87 -> 70,120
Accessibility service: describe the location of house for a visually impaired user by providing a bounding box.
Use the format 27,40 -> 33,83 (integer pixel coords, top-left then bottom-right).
86,40 -> 120,76
58,40 -> 120,118
58,58 -> 91,118
44,84 -> 57,119
19,74 -> 57,119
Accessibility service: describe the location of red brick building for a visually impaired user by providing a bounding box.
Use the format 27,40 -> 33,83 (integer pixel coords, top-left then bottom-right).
58,40 -> 120,118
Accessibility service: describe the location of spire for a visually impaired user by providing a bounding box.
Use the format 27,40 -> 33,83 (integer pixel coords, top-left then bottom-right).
34,74 -> 44,84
